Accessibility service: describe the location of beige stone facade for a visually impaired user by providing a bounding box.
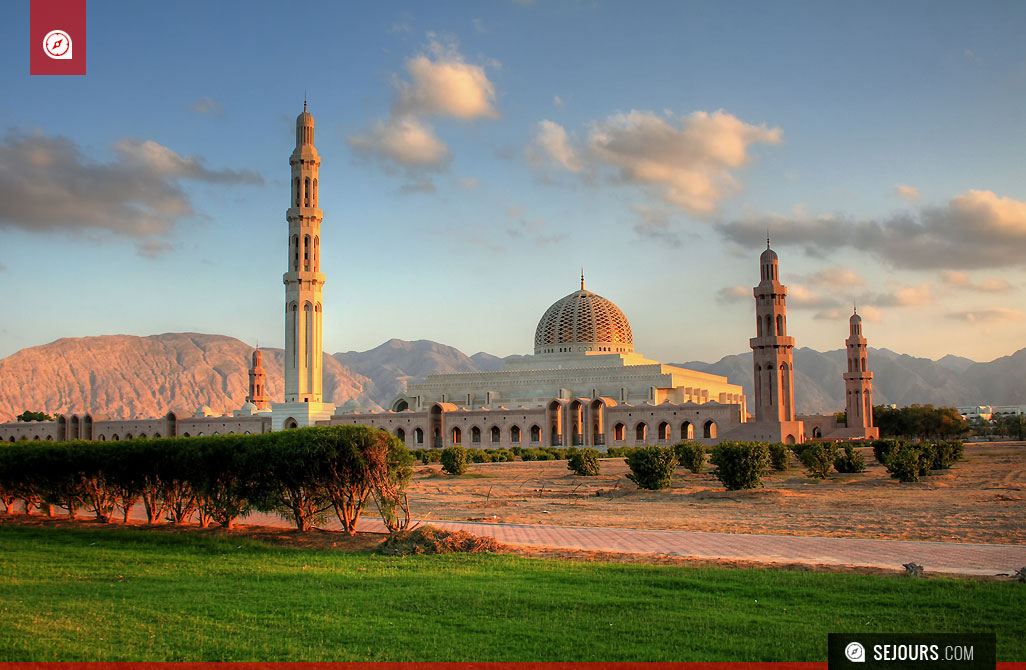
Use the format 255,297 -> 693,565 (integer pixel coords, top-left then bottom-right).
329,281 -> 748,447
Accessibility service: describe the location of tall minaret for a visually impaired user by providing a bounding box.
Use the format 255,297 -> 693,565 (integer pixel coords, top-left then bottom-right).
284,101 -> 324,404
749,239 -> 796,422
271,102 -> 335,430
247,350 -> 270,411
843,309 -> 874,431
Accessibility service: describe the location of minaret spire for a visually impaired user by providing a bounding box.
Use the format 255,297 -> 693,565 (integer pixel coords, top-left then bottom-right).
581,267 -> 585,290
271,102 -> 336,429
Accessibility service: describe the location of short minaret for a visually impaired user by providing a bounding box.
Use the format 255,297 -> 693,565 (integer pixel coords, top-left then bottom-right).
271,101 -> 335,430
247,350 -> 270,411
843,309 -> 875,433
750,239 -> 796,422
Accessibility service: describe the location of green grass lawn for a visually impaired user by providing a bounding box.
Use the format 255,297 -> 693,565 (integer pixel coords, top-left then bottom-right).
0,524 -> 1021,661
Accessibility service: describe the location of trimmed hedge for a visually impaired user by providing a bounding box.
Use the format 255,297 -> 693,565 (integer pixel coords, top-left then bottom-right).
440,446 -> 469,475
672,441 -> 706,474
0,426 -> 412,534
566,448 -> 601,476
768,443 -> 791,472
625,446 -> 677,490
710,441 -> 769,490
833,445 -> 866,473
793,443 -> 837,479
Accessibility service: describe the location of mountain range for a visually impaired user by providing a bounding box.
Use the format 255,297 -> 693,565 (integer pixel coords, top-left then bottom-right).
0,332 -> 1022,422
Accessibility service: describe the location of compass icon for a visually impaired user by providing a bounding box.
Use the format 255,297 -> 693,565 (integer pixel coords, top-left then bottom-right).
44,29 -> 72,59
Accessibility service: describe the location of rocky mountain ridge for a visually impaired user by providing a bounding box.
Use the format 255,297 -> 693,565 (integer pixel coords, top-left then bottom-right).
1,333 -> 1022,422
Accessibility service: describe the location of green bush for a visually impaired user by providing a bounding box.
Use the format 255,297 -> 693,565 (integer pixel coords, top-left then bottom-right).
768,443 -> 791,471
833,445 -> 866,473
625,446 -> 677,490
467,448 -> 491,464
710,442 -> 769,490
567,448 -> 601,476
440,446 -> 468,476
485,448 -> 514,463
931,440 -> 965,469
671,441 -> 706,474
872,439 -> 903,465
795,443 -> 837,479
606,446 -> 639,458
884,444 -> 923,482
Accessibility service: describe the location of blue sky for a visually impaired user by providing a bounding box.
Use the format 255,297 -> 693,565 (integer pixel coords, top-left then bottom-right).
2,1 -> 1025,364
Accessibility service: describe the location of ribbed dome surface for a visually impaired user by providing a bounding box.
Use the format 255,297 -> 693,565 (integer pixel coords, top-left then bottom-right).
534,289 -> 634,354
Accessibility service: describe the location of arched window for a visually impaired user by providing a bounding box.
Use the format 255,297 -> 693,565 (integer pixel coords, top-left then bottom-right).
304,177 -> 310,206
313,178 -> 318,206
703,420 -> 717,439
96,435 -> 103,441
812,427 -> 822,438
530,425 -> 541,443
396,428 -> 406,443
510,426 -> 521,443
681,421 -> 694,440
112,434 -> 120,441
861,357 -> 866,372
471,426 -> 481,444
658,422 -> 670,442
764,315 -> 773,337
292,235 -> 300,272
452,426 -> 462,444
414,427 -> 424,444
614,423 -> 625,441
490,426 -> 500,444
303,234 -> 311,270
635,423 -> 647,442
295,178 -> 300,207
776,314 -> 784,336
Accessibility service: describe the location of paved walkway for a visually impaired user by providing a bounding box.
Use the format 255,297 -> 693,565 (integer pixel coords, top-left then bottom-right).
240,512 -> 1026,577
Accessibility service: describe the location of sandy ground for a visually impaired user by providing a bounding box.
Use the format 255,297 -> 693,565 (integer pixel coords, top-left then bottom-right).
404,442 -> 1026,544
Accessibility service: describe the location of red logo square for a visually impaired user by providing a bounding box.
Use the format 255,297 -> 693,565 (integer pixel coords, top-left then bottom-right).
30,0 -> 87,75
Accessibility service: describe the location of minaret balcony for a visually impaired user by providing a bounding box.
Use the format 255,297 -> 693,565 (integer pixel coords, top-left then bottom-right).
286,207 -> 324,219
749,335 -> 795,348
283,270 -> 325,284
843,371 -> 874,381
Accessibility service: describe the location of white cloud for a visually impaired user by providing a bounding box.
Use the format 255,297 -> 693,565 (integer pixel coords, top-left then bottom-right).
631,204 -> 681,247
787,284 -> 840,309
530,109 -> 781,216
393,41 -> 499,120
527,120 -> 581,172
717,190 -> 1026,270
871,283 -> 934,307
941,270 -> 1013,293
801,266 -> 864,287
348,116 -> 450,170
716,285 -> 750,303
350,39 -> 498,190
189,97 -> 223,117
0,129 -> 260,253
949,308 -> 1025,323
553,95 -> 565,109
895,184 -> 920,204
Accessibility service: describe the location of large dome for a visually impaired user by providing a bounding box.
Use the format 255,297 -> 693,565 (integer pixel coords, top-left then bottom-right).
534,288 -> 634,355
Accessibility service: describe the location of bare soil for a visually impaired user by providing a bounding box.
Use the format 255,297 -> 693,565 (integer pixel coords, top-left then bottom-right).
405,442 -> 1026,544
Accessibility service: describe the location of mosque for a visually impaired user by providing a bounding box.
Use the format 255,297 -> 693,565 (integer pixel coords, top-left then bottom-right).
0,104 -> 877,446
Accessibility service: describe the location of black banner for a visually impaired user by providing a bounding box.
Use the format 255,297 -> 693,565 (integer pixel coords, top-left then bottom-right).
828,634 -> 996,670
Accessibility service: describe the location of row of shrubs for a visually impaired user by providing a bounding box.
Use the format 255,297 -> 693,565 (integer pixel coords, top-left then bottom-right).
571,439 -> 966,490
431,438 -> 966,489
0,426 -> 414,533
411,445 -> 632,468
870,439 -> 965,482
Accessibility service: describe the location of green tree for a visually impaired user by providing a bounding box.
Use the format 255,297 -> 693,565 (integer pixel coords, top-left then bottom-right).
16,410 -> 53,422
